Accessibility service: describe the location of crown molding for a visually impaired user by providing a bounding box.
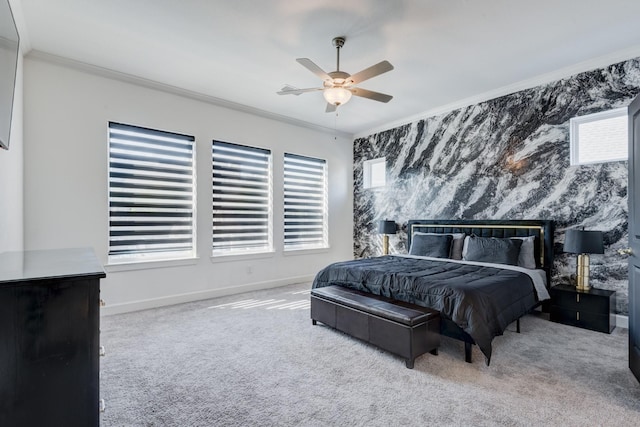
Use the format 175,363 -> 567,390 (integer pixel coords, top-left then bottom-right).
25,50 -> 353,139
355,45 -> 640,139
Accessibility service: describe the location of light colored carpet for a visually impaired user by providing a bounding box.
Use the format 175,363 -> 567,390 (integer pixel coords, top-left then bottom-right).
100,283 -> 640,426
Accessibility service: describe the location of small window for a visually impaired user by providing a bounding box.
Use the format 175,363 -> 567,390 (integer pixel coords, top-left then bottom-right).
284,153 -> 328,251
363,157 -> 386,188
108,122 -> 196,263
570,107 -> 628,165
212,140 -> 272,256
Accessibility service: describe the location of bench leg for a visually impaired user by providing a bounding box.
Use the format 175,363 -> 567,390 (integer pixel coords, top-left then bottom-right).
405,358 -> 414,369
464,342 -> 472,363
430,348 -> 438,356
312,319 -> 317,325
516,318 -> 520,333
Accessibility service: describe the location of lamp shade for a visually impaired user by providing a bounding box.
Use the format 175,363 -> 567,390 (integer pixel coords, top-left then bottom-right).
323,87 -> 352,106
564,229 -> 604,254
378,220 -> 396,235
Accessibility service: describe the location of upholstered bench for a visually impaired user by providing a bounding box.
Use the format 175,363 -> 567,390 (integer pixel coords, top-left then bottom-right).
310,285 -> 440,369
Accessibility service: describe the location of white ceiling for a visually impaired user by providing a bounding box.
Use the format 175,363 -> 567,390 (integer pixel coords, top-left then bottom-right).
14,0 -> 640,136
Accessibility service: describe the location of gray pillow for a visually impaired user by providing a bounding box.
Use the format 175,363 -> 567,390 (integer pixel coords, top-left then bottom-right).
409,234 -> 453,258
511,235 -> 536,269
462,235 -> 523,266
449,233 -> 465,260
412,232 -> 465,259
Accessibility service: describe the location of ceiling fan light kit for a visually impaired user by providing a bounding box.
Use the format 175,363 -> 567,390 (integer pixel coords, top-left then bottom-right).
323,86 -> 352,106
278,36 -> 394,112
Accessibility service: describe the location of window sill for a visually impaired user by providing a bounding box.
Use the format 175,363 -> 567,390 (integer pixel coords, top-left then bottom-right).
210,250 -> 275,263
106,256 -> 199,272
570,158 -> 627,167
283,247 -> 330,256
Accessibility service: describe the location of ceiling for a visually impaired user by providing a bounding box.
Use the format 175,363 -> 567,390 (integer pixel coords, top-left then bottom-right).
14,0 -> 640,136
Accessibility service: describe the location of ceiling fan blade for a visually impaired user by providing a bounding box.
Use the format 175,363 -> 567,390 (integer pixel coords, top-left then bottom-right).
349,87 -> 393,103
347,60 -> 394,85
296,58 -> 332,81
325,103 -> 337,113
277,86 -> 323,96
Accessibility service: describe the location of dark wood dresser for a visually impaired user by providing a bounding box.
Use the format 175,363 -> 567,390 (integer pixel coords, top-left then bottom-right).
549,284 -> 616,333
0,248 -> 106,427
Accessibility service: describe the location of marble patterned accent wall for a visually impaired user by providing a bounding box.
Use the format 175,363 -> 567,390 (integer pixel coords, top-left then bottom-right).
354,58 -> 640,315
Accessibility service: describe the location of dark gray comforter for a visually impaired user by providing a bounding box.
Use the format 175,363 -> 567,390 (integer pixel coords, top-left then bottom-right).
312,255 -> 539,362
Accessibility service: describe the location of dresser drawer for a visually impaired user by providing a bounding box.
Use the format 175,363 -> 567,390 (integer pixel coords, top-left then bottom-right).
550,306 -> 614,333
552,289 -> 609,313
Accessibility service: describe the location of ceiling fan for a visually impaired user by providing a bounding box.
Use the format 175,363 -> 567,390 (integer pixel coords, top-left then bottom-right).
277,36 -> 394,113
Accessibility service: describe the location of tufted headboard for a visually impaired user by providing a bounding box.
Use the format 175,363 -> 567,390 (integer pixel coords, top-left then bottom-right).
406,219 -> 555,285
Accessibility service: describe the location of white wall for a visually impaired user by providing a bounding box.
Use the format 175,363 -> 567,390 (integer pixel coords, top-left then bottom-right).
0,54 -> 23,252
23,56 -> 353,314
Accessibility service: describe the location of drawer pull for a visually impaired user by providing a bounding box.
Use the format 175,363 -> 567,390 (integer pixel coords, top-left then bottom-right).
99,346 -> 106,357
576,294 -> 580,303
99,399 -> 106,412
576,311 -> 580,321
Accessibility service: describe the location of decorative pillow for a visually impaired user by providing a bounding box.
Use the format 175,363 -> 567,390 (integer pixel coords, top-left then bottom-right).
409,233 -> 453,258
412,232 -> 465,259
449,233 -> 465,260
462,235 -> 523,266
511,235 -> 536,269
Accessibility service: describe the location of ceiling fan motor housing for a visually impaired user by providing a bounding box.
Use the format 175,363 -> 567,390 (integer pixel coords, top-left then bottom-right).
325,71 -> 351,87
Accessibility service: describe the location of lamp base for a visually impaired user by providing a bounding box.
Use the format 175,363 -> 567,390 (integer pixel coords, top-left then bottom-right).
382,234 -> 390,255
575,253 -> 590,291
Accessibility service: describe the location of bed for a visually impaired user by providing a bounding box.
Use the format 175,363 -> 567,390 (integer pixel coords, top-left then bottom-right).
312,219 -> 554,365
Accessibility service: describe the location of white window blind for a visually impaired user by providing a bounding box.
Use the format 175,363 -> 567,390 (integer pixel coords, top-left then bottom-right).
108,122 -> 195,261
284,153 -> 328,250
570,107 -> 628,165
212,140 -> 272,255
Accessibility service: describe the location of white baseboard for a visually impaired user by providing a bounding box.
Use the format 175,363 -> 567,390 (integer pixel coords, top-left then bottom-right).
616,314 -> 629,330
101,275 -> 314,316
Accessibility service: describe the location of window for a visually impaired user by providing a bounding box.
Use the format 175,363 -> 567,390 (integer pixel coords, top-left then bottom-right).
570,107 -> 628,165
363,157 -> 386,188
212,140 -> 272,255
284,153 -> 328,251
108,122 -> 196,263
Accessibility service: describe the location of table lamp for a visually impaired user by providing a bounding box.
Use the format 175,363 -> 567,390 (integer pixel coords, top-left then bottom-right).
564,228 -> 604,291
378,220 -> 396,255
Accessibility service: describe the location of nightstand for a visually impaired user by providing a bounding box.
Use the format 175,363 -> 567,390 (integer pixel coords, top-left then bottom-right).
549,284 -> 616,333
